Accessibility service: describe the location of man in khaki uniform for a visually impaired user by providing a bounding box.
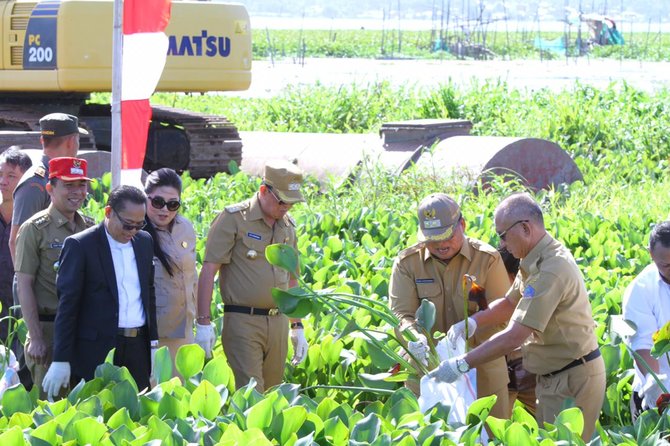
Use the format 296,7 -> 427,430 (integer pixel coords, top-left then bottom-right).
432,192 -> 605,441
196,160 -> 309,391
389,193 -> 511,419
15,157 -> 94,398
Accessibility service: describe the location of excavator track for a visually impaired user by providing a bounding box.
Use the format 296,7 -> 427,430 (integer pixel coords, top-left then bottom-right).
0,104 -> 97,150
148,106 -> 242,179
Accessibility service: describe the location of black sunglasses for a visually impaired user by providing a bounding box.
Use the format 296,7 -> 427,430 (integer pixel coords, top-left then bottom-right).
114,210 -> 146,232
497,220 -> 529,241
149,195 -> 181,212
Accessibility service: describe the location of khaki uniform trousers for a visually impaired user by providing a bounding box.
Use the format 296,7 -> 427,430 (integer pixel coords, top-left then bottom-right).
25,321 -> 65,399
222,312 -> 289,392
158,330 -> 195,378
536,356 -> 605,442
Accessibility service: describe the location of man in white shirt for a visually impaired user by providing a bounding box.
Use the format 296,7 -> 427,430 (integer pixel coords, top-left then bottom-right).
42,185 -> 158,398
623,221 -> 670,416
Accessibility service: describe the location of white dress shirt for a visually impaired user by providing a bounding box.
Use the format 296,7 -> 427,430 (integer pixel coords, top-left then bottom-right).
105,229 -> 146,328
622,263 -> 670,393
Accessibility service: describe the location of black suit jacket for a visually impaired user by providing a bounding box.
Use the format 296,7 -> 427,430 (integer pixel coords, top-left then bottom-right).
53,223 -> 157,381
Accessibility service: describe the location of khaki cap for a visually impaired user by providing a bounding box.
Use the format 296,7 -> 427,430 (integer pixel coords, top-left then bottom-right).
417,193 -> 461,242
263,160 -> 305,204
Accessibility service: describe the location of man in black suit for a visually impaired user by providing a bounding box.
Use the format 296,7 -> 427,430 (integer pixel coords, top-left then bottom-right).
42,185 -> 158,398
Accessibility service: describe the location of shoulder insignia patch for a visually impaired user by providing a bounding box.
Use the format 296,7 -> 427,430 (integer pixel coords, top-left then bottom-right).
523,285 -> 536,298
32,214 -> 51,229
225,201 -> 250,213
34,166 -> 46,178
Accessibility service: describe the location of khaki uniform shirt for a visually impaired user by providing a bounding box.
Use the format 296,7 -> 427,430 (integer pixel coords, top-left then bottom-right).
389,237 -> 510,392
15,205 -> 94,315
154,215 -> 198,339
12,155 -> 50,227
508,233 -> 598,375
203,194 -> 297,308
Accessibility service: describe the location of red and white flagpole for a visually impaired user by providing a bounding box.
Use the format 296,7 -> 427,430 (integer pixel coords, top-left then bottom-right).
111,0 -> 172,188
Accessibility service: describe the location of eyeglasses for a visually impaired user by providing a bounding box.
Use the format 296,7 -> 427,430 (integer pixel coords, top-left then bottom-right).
149,195 -> 181,212
267,186 -> 288,206
497,220 -> 529,241
114,210 -> 146,232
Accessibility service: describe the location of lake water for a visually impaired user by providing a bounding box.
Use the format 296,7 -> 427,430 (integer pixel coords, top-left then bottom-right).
252,16 -> 670,33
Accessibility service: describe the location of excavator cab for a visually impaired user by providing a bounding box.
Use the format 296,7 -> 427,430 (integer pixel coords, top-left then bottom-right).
0,0 -> 252,177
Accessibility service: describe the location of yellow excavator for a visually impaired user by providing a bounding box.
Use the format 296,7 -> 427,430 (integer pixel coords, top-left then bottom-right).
0,0 -> 251,177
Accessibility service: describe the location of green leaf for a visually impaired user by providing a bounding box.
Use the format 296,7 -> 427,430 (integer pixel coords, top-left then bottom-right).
275,406 -> 308,445
8,412 -> 33,429
73,417 -> 107,445
112,379 -> 140,420
1,384 -> 33,417
265,244 -> 299,274
109,425 -> 136,445
202,356 -> 233,387
555,407 -> 584,437
486,416 -> 509,440
158,393 -> 188,420
415,299 -> 436,333
323,416 -> 349,446
246,391 -> 278,430
176,344 -> 206,378
271,287 -> 314,318
350,413 -> 381,444
466,395 -> 497,424
31,419 -> 58,445
504,422 -> 537,446
190,380 -> 221,420
0,426 -> 26,445
153,346 -> 173,384
107,407 -> 134,431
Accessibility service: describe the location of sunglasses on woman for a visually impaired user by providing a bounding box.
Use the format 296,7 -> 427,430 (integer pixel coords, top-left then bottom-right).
149,195 -> 181,212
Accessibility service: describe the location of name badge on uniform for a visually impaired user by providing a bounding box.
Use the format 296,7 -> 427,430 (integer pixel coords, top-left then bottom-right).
415,278 -> 435,284
50,242 -> 63,249
247,232 -> 262,240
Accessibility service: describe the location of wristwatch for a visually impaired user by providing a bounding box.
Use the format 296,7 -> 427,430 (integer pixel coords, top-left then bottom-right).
456,357 -> 470,373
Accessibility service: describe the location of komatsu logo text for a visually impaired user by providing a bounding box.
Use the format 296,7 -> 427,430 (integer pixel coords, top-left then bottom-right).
167,31 -> 231,57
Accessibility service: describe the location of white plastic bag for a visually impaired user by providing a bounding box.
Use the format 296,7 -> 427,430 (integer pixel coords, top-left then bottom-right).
418,337 -> 477,423
0,345 -> 20,398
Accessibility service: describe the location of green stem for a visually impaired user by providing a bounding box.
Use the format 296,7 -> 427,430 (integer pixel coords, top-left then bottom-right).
626,344 -> 669,394
309,289 -> 426,374
300,385 -> 396,395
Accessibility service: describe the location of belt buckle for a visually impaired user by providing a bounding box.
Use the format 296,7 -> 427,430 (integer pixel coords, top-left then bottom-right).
268,308 -> 279,316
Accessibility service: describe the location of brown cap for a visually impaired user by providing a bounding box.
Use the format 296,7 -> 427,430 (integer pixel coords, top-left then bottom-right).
263,160 -> 305,204
417,193 -> 461,242
40,113 -> 88,137
48,157 -> 91,181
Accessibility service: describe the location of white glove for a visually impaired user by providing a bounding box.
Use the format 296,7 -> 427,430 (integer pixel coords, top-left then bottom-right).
195,323 -> 216,359
290,328 -> 308,365
447,317 -> 477,345
150,344 -> 158,384
427,356 -> 464,384
642,373 -> 667,409
43,361 -> 70,401
407,333 -> 429,365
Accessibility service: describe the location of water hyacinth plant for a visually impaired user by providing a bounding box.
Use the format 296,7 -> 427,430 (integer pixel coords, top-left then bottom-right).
265,243 -> 441,381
